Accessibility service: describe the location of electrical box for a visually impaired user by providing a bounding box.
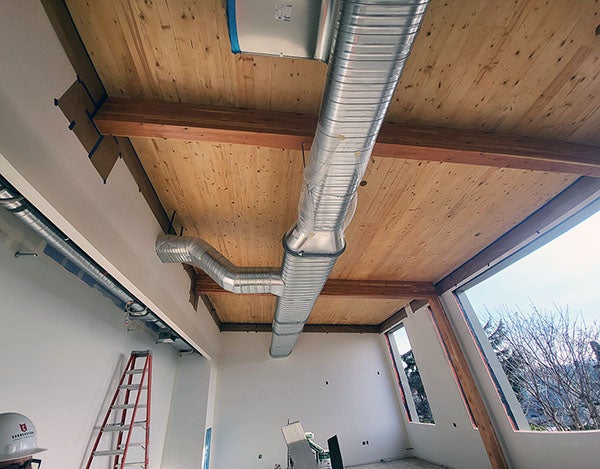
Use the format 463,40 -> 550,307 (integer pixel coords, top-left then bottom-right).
227,0 -> 339,62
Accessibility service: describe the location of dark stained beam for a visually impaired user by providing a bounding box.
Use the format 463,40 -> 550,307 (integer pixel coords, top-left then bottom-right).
436,176 -> 600,293
219,323 -> 380,333
322,279 -> 436,299
378,307 -> 408,333
194,272 -> 436,299
427,296 -> 508,469
96,98 -> 600,177
378,299 -> 431,332
96,98 -> 316,149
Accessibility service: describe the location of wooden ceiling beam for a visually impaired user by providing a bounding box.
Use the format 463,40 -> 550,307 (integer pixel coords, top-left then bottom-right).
96,98 -> 600,177
194,272 -> 436,299
427,296 -> 508,469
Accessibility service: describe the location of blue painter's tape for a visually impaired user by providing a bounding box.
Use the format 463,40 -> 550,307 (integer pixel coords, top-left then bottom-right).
88,134 -> 104,159
227,0 -> 241,53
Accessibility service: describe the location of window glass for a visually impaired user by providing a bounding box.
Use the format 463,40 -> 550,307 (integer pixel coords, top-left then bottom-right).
388,325 -> 435,424
459,209 -> 600,431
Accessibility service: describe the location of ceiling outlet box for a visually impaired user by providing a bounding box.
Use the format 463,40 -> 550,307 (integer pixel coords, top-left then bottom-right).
227,0 -> 339,61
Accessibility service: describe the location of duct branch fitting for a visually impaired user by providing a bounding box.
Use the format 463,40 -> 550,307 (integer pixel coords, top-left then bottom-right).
156,235 -> 285,296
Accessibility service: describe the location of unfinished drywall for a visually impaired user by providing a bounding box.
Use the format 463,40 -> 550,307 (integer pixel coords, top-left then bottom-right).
397,305 -> 490,469
211,332 -> 409,468
0,0 -> 219,358
441,292 -> 600,469
0,209 -> 179,468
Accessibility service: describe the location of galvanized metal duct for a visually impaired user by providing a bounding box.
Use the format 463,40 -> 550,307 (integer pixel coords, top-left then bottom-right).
0,180 -> 195,354
156,235 -> 284,296
271,0 -> 429,357
155,0 -> 429,358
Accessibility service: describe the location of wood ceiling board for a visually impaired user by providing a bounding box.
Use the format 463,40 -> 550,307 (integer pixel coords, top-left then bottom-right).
219,323 -> 382,333
65,0 -> 326,112
211,294 -> 407,326
309,297 -> 407,325
333,158 -> 577,282
389,0 -> 600,145
65,0 -> 595,328
96,98 -> 600,176
68,0 -> 599,145
132,137 -> 303,266
210,295 -> 277,324
436,176 -> 600,293
136,135 -> 575,285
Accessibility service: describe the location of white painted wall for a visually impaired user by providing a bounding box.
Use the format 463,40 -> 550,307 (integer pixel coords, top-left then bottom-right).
0,210 -> 178,468
441,292 -> 600,469
162,354 -> 212,468
0,0 -> 220,358
398,305 -> 490,469
211,332 -> 409,469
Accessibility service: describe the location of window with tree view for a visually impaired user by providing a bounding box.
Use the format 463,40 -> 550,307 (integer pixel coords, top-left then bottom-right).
388,324 -> 434,424
458,207 -> 600,432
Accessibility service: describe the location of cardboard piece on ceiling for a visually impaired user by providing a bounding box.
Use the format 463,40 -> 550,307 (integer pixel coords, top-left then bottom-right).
57,80 -> 118,181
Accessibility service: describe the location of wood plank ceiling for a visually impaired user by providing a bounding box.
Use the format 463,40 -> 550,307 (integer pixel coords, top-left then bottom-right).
65,0 -> 600,326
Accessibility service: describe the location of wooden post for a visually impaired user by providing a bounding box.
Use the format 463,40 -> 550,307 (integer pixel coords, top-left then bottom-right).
427,295 -> 508,469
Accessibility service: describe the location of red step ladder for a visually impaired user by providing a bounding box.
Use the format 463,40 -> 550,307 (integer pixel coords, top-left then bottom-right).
86,350 -> 152,469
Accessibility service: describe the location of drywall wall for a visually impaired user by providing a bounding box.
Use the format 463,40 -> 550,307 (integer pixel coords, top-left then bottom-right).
0,209 -> 178,468
161,354 -> 212,468
441,292 -> 600,469
0,0 -> 220,358
211,332 -> 409,468
398,305 -> 490,469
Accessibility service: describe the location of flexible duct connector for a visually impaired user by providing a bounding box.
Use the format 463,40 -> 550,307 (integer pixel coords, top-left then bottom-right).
0,181 -> 194,353
156,235 -> 285,296
270,0 -> 429,357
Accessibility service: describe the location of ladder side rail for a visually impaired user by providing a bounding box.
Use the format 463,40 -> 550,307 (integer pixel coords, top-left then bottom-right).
114,355 -> 138,468
144,354 -> 153,467
121,355 -> 151,468
85,353 -> 136,469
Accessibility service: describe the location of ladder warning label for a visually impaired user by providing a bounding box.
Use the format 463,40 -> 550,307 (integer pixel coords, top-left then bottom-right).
275,2 -> 293,22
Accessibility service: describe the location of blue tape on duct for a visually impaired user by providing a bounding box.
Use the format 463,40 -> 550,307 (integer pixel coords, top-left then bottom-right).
43,243 -> 126,310
226,0 -> 241,53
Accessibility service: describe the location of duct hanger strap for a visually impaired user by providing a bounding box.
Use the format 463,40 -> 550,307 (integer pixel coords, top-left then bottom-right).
156,235 -> 285,296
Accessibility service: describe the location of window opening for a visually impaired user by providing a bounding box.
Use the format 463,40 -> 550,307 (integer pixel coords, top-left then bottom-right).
388,324 -> 435,424
457,206 -> 600,432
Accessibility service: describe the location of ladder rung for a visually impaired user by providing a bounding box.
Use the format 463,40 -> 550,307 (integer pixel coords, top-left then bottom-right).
93,441 -> 145,457
120,442 -> 145,449
93,449 -> 124,457
112,404 -> 147,410
87,352 -> 152,468
103,421 -> 146,431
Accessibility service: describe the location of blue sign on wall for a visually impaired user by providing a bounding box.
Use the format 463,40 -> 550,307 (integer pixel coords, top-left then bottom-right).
203,427 -> 212,469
